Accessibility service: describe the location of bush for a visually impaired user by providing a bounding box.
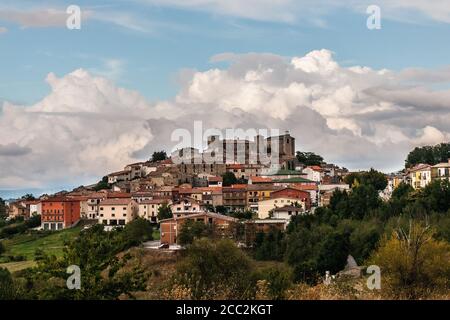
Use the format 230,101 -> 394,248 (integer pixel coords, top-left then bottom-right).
369,221 -> 450,299
173,238 -> 256,299
121,217 -> 153,247
257,265 -> 293,300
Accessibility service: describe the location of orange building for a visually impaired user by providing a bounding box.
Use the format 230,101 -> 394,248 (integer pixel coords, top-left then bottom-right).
41,197 -> 81,230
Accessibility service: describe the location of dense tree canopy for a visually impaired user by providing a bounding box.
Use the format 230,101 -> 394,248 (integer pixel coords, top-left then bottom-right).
93,176 -> 109,191
16,220 -> 151,299
405,142 -> 450,168
296,151 -> 324,166
174,238 -> 255,299
151,151 -> 168,162
0,198 -> 6,219
221,172 -> 238,187
157,204 -> 173,221
343,168 -> 387,191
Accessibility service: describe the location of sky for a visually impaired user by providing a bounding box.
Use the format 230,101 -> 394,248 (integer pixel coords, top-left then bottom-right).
1,0 -> 450,198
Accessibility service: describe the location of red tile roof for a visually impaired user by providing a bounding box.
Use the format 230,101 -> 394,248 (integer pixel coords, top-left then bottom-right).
100,198 -> 133,206
249,176 -> 273,183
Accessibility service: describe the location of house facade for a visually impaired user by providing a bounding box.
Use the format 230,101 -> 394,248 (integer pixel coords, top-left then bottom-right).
170,197 -> 202,217
257,197 -> 305,219
41,197 -> 81,230
223,184 -> 247,210
138,199 -> 170,223
98,198 -> 138,229
409,164 -> 432,189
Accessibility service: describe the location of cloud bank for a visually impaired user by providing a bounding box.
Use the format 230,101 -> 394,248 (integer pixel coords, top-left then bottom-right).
2,49 -> 450,191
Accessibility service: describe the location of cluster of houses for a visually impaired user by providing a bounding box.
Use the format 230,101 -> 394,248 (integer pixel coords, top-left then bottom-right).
382,158 -> 450,199
5,131 -> 355,245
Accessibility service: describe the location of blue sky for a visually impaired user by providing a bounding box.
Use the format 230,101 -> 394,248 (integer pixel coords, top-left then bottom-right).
2,0 -> 450,105
1,1 -> 450,198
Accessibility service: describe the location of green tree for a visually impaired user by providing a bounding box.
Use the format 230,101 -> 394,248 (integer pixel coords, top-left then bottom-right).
405,143 -> 450,168
174,238 -> 255,299
121,217 -> 153,246
24,224 -> 148,299
21,194 -> 35,201
157,203 -> 172,221
0,267 -> 22,300
254,228 -> 285,261
344,169 -> 387,191
221,172 -> 238,187
94,176 -> 110,191
257,265 -> 293,300
230,210 -> 253,220
151,150 -> 167,162
296,151 -> 324,166
0,198 -> 6,219
369,221 -> 450,299
419,179 -> 450,213
178,220 -> 211,246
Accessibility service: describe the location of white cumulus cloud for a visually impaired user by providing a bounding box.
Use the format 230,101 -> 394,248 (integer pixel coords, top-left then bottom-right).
2,49 -> 450,192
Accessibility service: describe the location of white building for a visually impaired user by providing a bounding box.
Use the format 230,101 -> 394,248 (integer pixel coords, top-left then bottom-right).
409,164 -> 432,189
258,197 -> 305,219
302,166 -> 323,182
272,205 -> 304,222
107,170 -> 131,184
98,198 -> 138,230
432,160 -> 450,182
170,197 -> 202,217
138,199 -> 170,223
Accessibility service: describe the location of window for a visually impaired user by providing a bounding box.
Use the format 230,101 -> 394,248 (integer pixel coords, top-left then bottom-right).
100,207 -> 104,211
123,207 -> 126,210
112,207 -> 115,211
112,213 -> 115,217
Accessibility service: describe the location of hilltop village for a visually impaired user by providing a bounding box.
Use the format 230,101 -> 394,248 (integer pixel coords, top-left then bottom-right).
4,131 -> 450,247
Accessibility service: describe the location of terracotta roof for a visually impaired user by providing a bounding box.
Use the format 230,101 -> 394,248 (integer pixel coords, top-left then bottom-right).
232,184 -> 247,188
291,184 -> 319,191
307,165 -> 322,171
408,164 -> 431,172
432,162 -> 450,168
249,176 -> 273,183
106,192 -> 132,199
42,196 -> 79,203
87,192 -> 108,199
271,187 -> 310,196
247,184 -> 279,191
108,170 -> 130,176
208,176 -> 223,182
139,199 -> 170,205
100,198 -> 133,206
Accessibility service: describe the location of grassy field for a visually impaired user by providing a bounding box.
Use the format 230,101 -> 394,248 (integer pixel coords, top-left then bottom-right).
0,260 -> 37,272
2,226 -> 82,261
